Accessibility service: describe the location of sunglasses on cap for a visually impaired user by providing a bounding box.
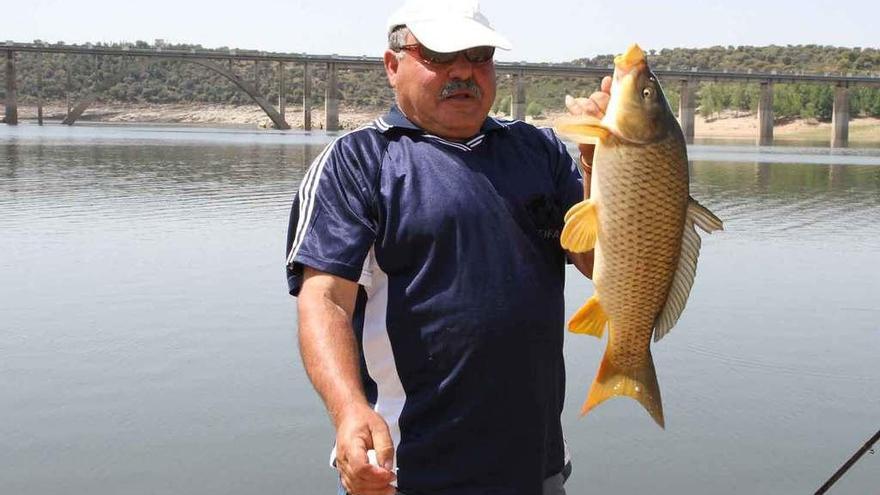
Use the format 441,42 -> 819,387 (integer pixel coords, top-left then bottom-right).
398,44 -> 495,65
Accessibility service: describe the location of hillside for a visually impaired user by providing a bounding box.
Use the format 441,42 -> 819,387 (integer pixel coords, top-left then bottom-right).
2,41 -> 880,122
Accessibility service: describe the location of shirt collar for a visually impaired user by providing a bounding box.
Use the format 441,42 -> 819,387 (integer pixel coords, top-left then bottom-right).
375,105 -> 507,136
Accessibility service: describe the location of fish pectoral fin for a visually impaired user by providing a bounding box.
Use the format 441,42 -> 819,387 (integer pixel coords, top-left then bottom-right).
688,196 -> 723,233
568,295 -> 607,337
554,115 -> 611,144
653,197 -> 721,342
582,342 -> 665,429
561,200 -> 598,253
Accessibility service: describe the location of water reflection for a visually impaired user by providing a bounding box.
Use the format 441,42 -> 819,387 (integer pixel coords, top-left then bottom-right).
697,136 -> 880,151
0,126 -> 878,495
2,144 -> 20,177
688,161 -> 880,244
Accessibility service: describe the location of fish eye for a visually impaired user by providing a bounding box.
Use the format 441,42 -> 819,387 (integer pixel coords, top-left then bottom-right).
642,87 -> 654,99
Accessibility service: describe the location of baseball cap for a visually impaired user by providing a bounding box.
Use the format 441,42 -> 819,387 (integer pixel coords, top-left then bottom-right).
387,0 -> 512,53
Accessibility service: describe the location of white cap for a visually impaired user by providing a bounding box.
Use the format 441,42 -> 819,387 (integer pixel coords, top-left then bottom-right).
387,0 -> 512,53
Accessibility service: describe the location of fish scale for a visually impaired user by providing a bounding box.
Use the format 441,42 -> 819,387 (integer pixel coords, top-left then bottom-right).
594,132 -> 689,372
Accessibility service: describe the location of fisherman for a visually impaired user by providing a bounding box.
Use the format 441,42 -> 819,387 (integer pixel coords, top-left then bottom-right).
285,1 -> 609,493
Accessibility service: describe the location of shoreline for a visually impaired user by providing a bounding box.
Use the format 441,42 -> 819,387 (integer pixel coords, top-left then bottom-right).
5,101 -> 880,143
4,101 -> 383,131
537,109 -> 880,144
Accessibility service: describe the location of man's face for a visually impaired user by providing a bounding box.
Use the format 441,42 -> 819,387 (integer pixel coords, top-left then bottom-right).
384,32 -> 497,140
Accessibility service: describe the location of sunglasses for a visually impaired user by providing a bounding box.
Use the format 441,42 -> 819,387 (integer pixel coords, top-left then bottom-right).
398,44 -> 495,65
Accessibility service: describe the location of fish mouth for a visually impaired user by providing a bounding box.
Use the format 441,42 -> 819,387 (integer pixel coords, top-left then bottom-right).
613,44 -> 647,82
612,43 -> 648,94
614,44 -> 646,71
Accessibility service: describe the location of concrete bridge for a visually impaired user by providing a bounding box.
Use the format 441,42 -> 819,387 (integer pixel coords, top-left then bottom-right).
3,42 -> 880,146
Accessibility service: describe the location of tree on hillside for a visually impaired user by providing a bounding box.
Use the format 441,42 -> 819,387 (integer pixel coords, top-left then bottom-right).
526,102 -> 544,118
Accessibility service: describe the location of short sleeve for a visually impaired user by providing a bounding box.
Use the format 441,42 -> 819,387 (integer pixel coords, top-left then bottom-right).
539,127 -> 583,211
285,136 -> 380,296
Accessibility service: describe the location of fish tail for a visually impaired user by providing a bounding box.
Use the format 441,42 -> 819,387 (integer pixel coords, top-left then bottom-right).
582,342 -> 665,428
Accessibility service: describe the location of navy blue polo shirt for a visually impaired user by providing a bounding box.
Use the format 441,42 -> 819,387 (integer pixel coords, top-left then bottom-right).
286,106 -> 582,495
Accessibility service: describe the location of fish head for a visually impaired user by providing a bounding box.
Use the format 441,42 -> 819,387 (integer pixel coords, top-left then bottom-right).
604,44 -> 678,144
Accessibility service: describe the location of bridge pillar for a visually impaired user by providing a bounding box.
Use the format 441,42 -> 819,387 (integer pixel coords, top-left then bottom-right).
678,79 -> 696,144
66,58 -> 72,118
277,62 -> 286,122
510,73 -> 526,121
3,50 -> 18,125
93,54 -> 100,86
303,62 -> 312,131
831,83 -> 849,148
757,81 -> 774,146
37,53 -> 44,125
325,62 -> 340,131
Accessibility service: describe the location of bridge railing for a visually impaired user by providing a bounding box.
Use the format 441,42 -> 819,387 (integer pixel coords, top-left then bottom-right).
4,42 -> 880,84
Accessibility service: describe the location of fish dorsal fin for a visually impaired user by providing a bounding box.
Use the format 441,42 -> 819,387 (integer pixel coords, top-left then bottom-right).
554,115 -> 611,145
653,197 -> 723,342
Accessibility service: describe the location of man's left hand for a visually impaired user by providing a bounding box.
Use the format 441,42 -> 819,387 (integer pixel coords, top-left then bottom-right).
563,76 -> 610,279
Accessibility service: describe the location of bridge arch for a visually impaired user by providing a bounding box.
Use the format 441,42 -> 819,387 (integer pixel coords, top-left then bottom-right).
63,57 -> 290,129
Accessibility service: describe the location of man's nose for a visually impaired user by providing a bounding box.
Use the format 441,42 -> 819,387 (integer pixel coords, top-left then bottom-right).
446,52 -> 474,80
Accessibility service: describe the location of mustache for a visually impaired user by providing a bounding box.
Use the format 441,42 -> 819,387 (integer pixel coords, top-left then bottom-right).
440,79 -> 482,99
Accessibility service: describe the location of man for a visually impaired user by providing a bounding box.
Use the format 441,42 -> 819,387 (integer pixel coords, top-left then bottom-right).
286,1 -> 610,493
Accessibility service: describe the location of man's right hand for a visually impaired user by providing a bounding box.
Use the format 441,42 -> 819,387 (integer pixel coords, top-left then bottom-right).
297,268 -> 396,494
335,403 -> 397,495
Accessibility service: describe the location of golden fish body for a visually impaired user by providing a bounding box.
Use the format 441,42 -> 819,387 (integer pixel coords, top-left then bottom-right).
556,44 -> 722,427
589,129 -> 689,427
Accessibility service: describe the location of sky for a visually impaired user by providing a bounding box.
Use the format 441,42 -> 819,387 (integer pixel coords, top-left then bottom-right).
9,0 -> 880,63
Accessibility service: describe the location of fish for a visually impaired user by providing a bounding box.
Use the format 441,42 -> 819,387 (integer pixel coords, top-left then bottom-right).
555,44 -> 723,428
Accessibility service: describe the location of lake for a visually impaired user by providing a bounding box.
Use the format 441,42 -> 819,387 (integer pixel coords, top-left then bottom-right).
1,123 -> 878,494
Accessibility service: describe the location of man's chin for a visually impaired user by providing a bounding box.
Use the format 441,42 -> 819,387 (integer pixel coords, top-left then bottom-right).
423,100 -> 489,139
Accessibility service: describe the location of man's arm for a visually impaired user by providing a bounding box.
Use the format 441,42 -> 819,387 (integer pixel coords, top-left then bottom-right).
568,148 -> 595,278
565,76 -> 611,279
298,267 -> 396,495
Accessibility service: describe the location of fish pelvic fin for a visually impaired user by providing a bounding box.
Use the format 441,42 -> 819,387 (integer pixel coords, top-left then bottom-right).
561,200 -> 598,253
568,295 -> 607,338
554,115 -> 610,144
582,344 -> 665,429
688,196 -> 723,233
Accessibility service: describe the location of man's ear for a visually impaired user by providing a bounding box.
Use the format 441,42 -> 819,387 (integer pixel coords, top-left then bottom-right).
384,50 -> 400,89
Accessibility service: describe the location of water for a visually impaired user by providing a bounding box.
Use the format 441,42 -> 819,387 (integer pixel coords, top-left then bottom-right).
1,124 -> 878,494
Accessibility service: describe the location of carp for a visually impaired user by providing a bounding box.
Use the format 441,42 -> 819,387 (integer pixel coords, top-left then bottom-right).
556,44 -> 723,428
